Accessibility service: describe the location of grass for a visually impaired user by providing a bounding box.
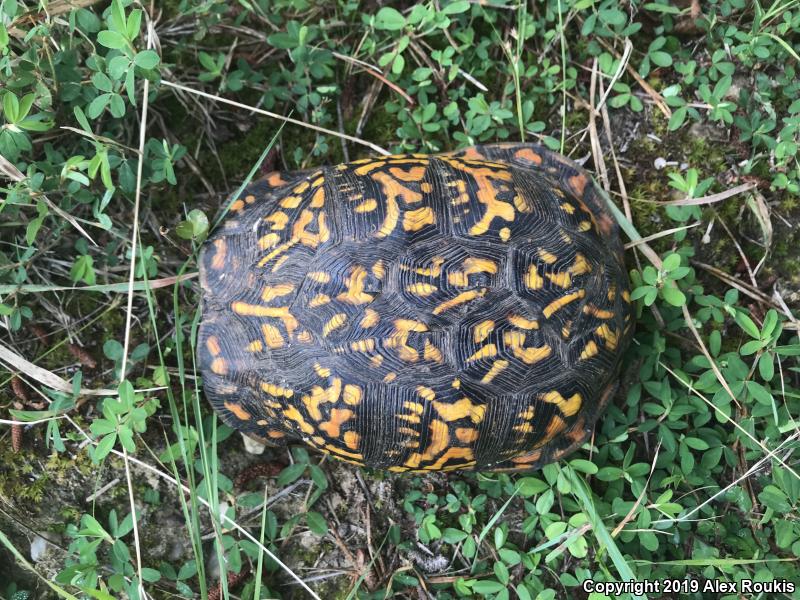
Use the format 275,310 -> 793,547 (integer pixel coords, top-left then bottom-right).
1,0 -> 800,599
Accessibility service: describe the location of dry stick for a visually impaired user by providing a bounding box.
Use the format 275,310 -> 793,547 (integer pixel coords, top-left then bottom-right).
0,272 -> 197,294
599,82 -> 632,223
161,80 -> 391,156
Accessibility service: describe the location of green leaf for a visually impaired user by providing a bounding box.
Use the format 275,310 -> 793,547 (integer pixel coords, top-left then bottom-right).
683,437 -> 710,450
97,30 -> 128,49
709,330 -> 721,356
441,1 -> 470,14
392,53 -> 405,75
746,381 -> 773,405
569,459 -> 598,474
109,0 -> 127,33
140,568 -> 161,583
267,32 -> 297,49
758,353 -> 775,381
87,93 -> 111,118
17,93 -> 35,120
494,561 -> 510,585
277,462 -> 306,486
515,584 -> 533,600
668,106 -> 688,130
93,433 -> 117,462
442,528 -> 468,543
118,426 -> 135,452
471,580 -> 505,594
650,51 -> 672,67
662,253 -> 681,272
92,72 -> 113,92
175,209 -> 209,240
80,514 -> 111,539
735,311 -> 761,339
374,7 -> 406,31
91,419 -> 117,436
305,511 -> 328,535
661,286 -> 686,307
3,91 -> 19,122
74,105 -> 92,132
516,477 -> 549,496
640,531 -> 659,551
126,8 -> 142,40
134,50 -> 160,69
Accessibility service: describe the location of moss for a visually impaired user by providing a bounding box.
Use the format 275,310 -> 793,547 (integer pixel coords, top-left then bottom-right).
0,426 -> 106,531
0,444 -> 50,505
359,104 -> 399,156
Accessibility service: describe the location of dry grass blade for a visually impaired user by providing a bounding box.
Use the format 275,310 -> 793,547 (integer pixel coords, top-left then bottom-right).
41,195 -> 98,246
746,190 -> 773,274
69,422 -> 324,599
118,10 -> 156,597
643,182 -> 756,206
600,185 -> 744,411
1,153 -> 98,245
0,342 -> 116,396
612,441 -> 661,537
594,38 -> 632,114
624,222 -> 701,248
658,359 -> 800,484
331,51 -> 415,105
586,31 -> 671,117
587,59 -> 610,191
161,80 -> 392,156
0,272 -> 197,294
692,260 -> 782,310
0,154 -> 25,181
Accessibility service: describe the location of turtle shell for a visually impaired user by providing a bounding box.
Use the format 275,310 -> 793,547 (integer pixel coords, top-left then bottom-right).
198,142 -> 633,472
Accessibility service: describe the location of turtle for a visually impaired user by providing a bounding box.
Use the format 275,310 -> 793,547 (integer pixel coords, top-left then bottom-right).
197,142 -> 633,473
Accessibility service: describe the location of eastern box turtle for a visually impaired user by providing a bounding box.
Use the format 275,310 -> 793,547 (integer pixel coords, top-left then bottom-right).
198,142 -> 633,472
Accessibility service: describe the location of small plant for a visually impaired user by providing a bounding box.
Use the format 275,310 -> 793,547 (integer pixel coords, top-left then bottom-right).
89,380 -> 156,463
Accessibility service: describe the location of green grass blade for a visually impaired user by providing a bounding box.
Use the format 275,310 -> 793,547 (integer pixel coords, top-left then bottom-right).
565,466 -> 643,600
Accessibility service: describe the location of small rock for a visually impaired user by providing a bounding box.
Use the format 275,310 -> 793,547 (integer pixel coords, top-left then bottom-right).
241,432 -> 266,455
207,551 -> 220,581
30,532 -> 59,562
406,548 -> 449,573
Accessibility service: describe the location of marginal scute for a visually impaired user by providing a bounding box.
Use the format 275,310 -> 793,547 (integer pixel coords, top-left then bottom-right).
198,143 -> 633,472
